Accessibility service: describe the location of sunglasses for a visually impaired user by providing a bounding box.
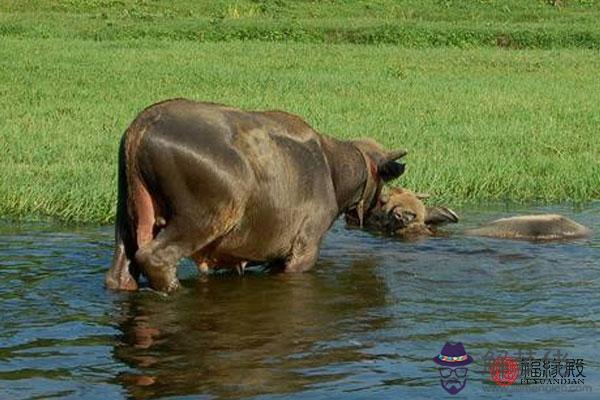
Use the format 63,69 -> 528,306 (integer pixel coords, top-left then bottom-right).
439,367 -> 468,378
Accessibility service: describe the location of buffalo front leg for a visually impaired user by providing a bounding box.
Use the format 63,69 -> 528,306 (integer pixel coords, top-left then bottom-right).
283,218 -> 330,273
284,236 -> 321,273
284,246 -> 320,273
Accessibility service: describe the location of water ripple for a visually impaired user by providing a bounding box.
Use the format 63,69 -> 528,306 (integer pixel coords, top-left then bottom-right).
0,203 -> 599,399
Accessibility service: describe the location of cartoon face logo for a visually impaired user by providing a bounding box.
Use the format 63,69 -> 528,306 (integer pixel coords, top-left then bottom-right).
433,342 -> 474,395
438,366 -> 469,394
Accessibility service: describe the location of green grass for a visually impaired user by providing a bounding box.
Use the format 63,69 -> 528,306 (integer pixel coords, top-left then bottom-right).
1,1 -> 600,223
2,37 -> 599,222
2,1 -> 600,48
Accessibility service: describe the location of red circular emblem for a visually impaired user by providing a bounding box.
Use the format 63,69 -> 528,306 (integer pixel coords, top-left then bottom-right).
490,356 -> 519,386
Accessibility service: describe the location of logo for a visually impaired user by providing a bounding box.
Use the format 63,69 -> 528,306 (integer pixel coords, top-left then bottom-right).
482,349 -> 589,392
490,356 -> 519,386
433,342 -> 473,395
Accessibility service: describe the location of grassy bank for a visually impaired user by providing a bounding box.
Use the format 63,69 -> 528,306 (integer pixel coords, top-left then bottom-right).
1,36 -> 599,223
2,1 -> 600,48
1,1 -> 600,223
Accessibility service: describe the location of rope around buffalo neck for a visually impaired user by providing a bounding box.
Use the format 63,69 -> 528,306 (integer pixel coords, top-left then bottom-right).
352,147 -> 380,228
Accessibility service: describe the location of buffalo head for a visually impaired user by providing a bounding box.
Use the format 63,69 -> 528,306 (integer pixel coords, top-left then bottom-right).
346,139 -> 407,227
346,187 -> 459,238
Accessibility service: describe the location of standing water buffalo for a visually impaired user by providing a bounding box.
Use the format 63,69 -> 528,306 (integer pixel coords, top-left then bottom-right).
106,99 -> 407,292
348,187 -> 591,241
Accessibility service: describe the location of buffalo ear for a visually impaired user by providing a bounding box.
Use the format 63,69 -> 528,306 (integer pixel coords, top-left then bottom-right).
378,161 -> 405,182
379,191 -> 390,204
387,149 -> 408,161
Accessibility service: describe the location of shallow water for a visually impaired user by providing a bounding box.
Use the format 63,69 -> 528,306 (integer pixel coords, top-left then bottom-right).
0,204 -> 599,399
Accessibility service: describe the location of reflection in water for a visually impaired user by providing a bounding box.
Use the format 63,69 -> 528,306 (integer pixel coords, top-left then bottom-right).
115,259 -> 389,399
0,203 -> 600,399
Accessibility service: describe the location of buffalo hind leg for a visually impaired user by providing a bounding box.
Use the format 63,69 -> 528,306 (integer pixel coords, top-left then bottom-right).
106,134 -> 143,291
106,204 -> 140,291
135,223 -> 220,292
106,242 -> 139,291
135,237 -> 187,293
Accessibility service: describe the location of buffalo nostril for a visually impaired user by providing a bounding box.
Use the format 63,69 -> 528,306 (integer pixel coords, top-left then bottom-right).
392,208 -> 416,227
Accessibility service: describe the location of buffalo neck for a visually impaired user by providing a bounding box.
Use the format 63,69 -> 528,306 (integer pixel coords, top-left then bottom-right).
320,136 -> 369,212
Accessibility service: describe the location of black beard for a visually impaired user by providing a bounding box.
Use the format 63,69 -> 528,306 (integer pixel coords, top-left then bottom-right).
441,378 -> 466,395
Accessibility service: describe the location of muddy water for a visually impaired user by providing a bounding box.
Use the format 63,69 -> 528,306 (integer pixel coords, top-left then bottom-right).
0,204 -> 599,399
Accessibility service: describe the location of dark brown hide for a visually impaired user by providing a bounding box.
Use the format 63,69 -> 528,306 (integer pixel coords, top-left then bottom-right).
106,99 -> 406,292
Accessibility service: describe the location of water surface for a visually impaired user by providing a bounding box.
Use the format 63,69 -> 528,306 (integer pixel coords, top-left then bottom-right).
1,204 -> 599,399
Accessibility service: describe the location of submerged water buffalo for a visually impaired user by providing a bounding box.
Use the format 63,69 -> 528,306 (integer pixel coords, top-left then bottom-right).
345,187 -> 458,237
464,214 -> 591,240
347,187 -> 591,241
106,99 -> 407,292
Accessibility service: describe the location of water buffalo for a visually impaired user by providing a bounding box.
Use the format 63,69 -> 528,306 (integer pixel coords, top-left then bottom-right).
106,99 -> 407,292
348,187 -> 591,241
345,187 -> 458,238
464,214 -> 591,240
